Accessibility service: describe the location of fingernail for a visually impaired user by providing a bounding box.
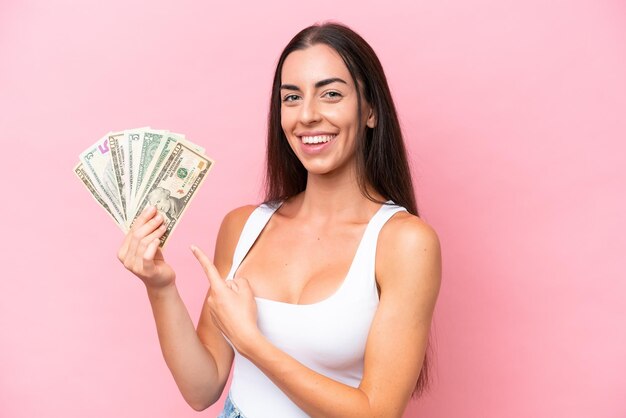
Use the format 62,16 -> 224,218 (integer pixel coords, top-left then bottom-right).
190,244 -> 197,252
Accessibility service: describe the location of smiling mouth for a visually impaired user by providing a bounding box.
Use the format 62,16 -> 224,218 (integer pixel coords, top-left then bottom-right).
299,134 -> 337,144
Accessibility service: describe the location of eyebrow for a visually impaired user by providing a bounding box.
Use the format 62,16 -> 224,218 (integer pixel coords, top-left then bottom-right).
280,77 -> 348,91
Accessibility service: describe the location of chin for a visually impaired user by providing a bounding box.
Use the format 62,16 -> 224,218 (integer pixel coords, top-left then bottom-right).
302,161 -> 350,177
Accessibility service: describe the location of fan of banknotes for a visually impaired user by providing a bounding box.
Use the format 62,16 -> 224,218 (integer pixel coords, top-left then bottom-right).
73,127 -> 214,247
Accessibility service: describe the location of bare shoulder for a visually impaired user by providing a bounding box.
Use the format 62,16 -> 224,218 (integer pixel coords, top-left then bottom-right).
376,211 -> 442,294
379,211 -> 441,255
219,205 -> 258,236
213,204 -> 258,276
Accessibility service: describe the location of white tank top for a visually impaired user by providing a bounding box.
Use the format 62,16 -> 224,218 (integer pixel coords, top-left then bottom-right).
224,200 -> 407,417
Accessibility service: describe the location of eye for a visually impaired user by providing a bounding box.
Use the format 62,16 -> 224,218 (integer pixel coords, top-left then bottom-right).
323,91 -> 343,100
282,94 -> 300,103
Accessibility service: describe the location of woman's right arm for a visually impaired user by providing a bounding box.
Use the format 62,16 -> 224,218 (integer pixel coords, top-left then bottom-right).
117,204 -> 255,411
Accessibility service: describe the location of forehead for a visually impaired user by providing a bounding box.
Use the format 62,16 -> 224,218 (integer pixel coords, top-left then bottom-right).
281,44 -> 352,85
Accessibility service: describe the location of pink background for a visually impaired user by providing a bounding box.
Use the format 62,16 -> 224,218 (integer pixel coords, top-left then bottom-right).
1,0 -> 624,417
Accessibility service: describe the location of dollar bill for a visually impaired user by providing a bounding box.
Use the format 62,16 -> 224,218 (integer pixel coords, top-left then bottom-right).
79,133 -> 126,225
128,129 -> 167,211
76,127 -> 213,245
73,162 -> 127,232
132,142 -> 214,247
111,127 -> 150,225
126,129 -> 143,217
132,134 -> 204,220
108,131 -> 129,222
132,134 -> 180,219
132,131 -> 166,204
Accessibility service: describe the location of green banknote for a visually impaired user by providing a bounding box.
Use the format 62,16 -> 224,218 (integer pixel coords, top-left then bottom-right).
132,141 -> 214,247
79,132 -> 126,226
75,128 -> 213,245
73,162 -> 126,232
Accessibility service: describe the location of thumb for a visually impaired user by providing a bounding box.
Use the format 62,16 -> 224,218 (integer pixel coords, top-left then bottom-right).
190,245 -> 224,290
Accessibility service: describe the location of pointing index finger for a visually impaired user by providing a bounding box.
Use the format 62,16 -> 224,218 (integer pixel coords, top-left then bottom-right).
190,245 -> 225,289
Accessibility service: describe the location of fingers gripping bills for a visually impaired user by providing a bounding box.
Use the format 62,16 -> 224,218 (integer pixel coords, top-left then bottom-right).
74,127 -> 214,247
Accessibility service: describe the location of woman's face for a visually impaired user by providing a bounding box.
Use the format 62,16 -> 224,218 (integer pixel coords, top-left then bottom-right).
280,43 -> 375,177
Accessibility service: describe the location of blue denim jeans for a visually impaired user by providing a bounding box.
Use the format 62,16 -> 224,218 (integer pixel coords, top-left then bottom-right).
217,391 -> 246,418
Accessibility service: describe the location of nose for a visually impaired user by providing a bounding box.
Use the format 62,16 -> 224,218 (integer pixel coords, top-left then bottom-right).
298,96 -> 321,125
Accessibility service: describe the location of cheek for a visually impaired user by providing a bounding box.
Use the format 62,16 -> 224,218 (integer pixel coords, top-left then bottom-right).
280,109 -> 299,147
325,101 -> 359,127
280,107 -> 296,131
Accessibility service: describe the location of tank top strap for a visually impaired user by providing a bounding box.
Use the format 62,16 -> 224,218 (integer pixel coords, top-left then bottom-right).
337,201 -> 409,301
364,202 -> 408,245
366,201 -> 408,258
225,202 -> 282,281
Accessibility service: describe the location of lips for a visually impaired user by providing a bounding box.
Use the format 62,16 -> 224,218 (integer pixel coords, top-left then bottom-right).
297,133 -> 337,155
300,134 -> 337,144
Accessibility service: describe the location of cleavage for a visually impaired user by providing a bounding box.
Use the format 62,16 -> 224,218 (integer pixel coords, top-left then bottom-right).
234,222 -> 365,305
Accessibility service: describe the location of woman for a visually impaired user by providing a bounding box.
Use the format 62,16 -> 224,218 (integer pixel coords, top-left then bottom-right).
117,22 -> 441,418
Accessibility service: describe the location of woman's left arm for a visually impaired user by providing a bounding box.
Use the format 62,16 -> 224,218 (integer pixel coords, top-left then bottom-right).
191,215 -> 442,418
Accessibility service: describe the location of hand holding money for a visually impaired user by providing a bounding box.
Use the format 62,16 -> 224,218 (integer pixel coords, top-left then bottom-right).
74,127 -> 214,248
117,205 -> 176,289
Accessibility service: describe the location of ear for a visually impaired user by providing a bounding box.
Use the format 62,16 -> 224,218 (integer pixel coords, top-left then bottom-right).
366,107 -> 377,128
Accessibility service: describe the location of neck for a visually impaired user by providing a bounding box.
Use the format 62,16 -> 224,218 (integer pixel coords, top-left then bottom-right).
290,165 -> 384,223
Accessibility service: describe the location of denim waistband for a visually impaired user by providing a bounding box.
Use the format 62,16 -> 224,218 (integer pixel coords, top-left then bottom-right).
216,391 -> 245,418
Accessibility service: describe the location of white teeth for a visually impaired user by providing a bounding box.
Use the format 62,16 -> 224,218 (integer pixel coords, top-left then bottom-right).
301,135 -> 336,144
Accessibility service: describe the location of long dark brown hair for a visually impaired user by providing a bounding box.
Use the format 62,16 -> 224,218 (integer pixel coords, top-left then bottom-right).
263,21 -> 433,399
